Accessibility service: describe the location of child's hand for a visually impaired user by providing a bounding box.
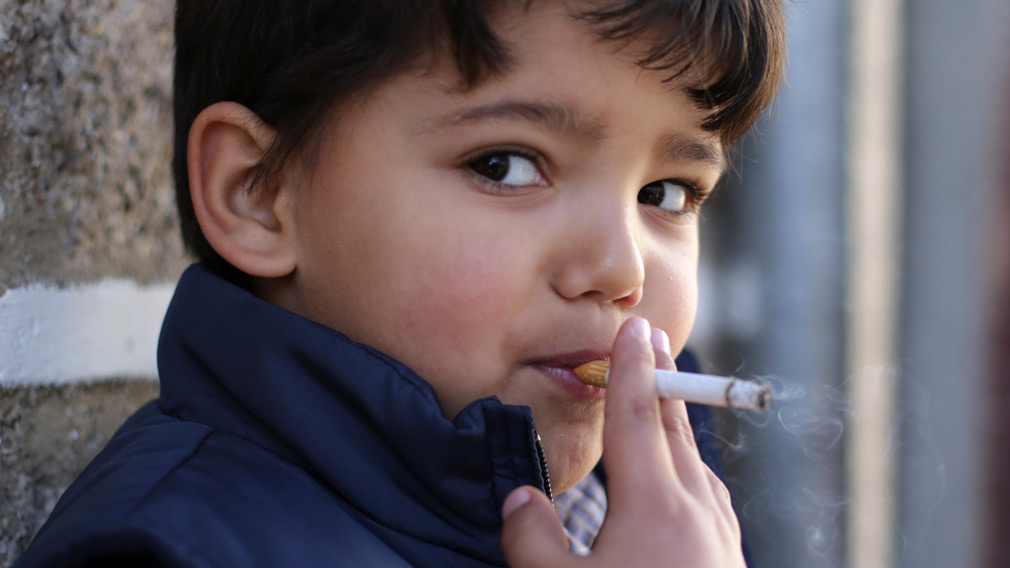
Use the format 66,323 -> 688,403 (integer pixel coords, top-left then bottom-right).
500,317 -> 745,567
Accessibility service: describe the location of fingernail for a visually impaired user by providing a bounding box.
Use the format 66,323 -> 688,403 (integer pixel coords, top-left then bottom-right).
502,487 -> 531,519
651,328 -> 671,355
629,317 -> 650,342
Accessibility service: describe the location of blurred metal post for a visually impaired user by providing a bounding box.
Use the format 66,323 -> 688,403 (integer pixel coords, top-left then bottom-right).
897,0 -> 1004,567
724,2 -> 849,567
845,0 -> 904,566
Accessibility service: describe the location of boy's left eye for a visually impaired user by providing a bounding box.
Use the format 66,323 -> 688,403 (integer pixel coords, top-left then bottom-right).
638,180 -> 692,213
468,152 -> 546,188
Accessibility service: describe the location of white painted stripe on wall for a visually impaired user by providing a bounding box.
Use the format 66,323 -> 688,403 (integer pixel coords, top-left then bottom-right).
0,280 -> 175,385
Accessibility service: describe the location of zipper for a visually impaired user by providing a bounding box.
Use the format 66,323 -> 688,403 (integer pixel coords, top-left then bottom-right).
534,432 -> 553,502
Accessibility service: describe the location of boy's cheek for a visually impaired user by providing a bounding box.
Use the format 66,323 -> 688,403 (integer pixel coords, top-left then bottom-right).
399,216 -> 540,323
371,242 -> 530,352
640,279 -> 698,349
636,246 -> 700,340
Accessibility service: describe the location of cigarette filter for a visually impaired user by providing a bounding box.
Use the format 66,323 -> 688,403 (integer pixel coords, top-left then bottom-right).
572,361 -> 771,412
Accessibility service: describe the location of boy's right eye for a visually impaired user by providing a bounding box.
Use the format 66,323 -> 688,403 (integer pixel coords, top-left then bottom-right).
467,150 -> 547,189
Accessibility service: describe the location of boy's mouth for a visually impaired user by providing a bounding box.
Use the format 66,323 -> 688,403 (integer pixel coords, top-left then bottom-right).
527,350 -> 610,401
532,350 -> 611,370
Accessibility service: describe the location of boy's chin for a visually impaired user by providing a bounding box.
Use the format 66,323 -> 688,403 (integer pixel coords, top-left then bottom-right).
539,430 -> 604,494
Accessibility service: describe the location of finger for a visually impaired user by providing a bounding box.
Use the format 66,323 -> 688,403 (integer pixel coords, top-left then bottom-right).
650,326 -> 701,459
706,466 -> 742,540
500,487 -> 573,567
650,327 -> 676,371
659,396 -> 711,494
651,327 -> 704,482
602,318 -> 677,513
651,327 -> 712,498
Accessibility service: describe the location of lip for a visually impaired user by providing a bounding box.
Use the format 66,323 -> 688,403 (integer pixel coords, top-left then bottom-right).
528,350 -> 609,401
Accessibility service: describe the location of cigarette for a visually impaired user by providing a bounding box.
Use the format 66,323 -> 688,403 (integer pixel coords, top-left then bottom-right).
572,361 -> 771,412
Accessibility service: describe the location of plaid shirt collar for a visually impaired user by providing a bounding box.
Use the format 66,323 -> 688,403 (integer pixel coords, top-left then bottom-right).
555,471 -> 608,555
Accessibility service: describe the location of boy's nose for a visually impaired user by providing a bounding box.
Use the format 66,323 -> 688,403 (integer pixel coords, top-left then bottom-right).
550,205 -> 645,308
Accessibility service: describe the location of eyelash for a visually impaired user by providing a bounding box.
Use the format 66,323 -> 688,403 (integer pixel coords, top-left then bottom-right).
464,146 -> 550,193
655,178 -> 712,217
463,147 -> 713,214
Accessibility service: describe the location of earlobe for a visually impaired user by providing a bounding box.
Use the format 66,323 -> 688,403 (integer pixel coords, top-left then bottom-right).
188,102 -> 297,278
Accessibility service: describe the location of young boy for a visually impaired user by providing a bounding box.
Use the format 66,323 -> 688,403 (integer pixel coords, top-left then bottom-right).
17,0 -> 784,566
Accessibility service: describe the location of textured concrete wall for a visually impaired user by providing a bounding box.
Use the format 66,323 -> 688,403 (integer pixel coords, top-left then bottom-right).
0,380 -> 159,564
0,1 -> 185,564
0,0 -> 181,290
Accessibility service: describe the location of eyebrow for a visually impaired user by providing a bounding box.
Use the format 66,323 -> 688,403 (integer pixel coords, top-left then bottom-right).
437,100 -> 606,141
431,99 -> 725,172
656,133 -> 726,173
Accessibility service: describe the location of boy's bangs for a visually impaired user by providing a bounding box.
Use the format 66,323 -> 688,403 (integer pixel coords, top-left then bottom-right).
572,0 -> 785,144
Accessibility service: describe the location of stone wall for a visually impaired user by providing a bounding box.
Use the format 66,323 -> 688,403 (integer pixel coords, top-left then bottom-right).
0,380 -> 159,564
0,1 -> 185,564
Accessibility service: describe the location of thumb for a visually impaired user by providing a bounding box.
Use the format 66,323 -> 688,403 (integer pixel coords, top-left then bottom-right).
500,487 -> 572,567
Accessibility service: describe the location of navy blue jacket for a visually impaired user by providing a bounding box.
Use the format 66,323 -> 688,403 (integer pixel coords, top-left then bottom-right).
16,265 -> 725,568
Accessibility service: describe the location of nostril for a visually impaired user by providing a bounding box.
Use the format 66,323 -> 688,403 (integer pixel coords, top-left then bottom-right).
613,287 -> 643,309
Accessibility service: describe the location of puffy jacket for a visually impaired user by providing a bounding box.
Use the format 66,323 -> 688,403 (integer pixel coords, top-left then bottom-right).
16,264 -> 724,567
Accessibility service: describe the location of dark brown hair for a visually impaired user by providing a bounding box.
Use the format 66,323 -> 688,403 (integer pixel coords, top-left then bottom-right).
173,0 -> 786,282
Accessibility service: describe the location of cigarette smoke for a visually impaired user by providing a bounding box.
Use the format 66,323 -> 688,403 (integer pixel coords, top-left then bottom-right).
701,365 -> 945,567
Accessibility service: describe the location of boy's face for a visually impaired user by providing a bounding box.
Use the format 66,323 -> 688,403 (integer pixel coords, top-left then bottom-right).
268,1 -> 723,493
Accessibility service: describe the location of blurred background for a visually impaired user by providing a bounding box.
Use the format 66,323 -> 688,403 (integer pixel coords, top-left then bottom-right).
691,0 -> 1010,567
1,1 -> 1008,567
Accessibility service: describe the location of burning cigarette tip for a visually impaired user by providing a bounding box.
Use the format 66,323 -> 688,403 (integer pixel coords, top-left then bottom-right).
726,379 -> 772,412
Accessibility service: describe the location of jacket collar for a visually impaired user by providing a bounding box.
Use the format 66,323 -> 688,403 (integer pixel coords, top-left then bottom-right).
157,264 -> 548,565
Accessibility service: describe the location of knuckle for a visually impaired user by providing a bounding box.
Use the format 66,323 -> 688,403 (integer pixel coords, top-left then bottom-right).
707,468 -> 733,504
662,411 -> 696,447
606,394 -> 662,426
627,396 -> 661,425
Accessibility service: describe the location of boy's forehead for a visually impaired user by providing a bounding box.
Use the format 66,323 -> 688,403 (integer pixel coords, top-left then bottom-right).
392,3 -> 727,168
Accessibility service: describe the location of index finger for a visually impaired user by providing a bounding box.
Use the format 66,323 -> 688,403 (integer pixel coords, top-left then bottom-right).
601,317 -> 680,513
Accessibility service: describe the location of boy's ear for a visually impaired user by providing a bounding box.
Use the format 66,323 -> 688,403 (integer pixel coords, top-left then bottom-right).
187,102 -> 297,278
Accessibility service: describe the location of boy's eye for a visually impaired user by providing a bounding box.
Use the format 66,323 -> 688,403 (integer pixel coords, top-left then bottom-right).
638,180 -> 691,213
468,152 -> 545,188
